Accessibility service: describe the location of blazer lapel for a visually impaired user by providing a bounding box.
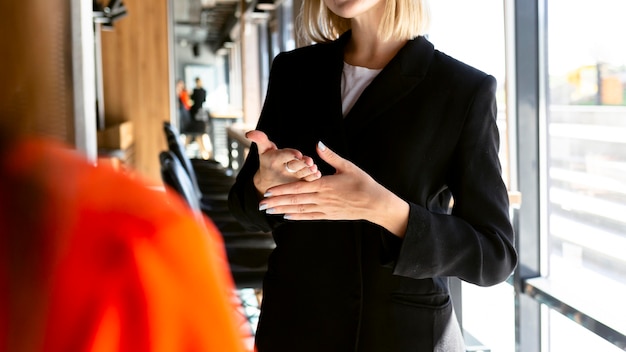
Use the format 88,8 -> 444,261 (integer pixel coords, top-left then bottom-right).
311,33 -> 350,159
344,36 -> 435,127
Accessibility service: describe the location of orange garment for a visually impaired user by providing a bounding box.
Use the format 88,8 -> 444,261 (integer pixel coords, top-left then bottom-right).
179,90 -> 192,111
0,138 -> 247,352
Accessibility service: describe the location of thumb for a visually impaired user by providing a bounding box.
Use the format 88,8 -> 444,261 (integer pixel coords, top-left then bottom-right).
316,141 -> 347,171
246,130 -> 277,154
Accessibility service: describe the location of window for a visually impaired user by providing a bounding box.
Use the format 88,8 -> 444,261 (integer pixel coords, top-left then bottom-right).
548,310 -> 624,352
428,1 -> 510,187
545,0 -> 626,348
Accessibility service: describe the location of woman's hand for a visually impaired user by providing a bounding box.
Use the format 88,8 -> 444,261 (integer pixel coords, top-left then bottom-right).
259,141 -> 410,237
247,130 -> 321,196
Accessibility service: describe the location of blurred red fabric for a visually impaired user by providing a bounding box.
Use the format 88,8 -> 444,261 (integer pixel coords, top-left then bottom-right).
0,138 -> 247,352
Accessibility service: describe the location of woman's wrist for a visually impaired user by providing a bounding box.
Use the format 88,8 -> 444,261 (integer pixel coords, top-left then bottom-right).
253,171 -> 268,199
374,190 -> 409,238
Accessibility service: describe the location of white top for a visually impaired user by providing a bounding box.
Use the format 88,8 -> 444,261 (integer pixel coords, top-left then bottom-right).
341,62 -> 382,117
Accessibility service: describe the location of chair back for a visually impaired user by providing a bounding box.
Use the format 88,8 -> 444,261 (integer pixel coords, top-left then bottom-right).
159,151 -> 201,213
163,122 -> 203,197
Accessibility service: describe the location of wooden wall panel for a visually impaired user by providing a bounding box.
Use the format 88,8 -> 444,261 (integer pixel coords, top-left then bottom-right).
0,0 -> 74,144
101,0 -> 170,182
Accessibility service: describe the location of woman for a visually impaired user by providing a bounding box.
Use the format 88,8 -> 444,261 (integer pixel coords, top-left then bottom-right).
228,0 -> 518,350
176,79 -> 192,115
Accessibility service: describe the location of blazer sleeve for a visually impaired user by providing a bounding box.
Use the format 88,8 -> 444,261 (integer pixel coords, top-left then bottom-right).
393,75 -> 518,287
227,54 -> 288,233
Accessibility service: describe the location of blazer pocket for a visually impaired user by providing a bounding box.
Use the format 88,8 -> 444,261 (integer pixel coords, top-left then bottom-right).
390,293 -> 465,352
390,292 -> 451,309
382,292 -> 454,351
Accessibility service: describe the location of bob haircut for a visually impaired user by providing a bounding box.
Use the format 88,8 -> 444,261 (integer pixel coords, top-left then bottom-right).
298,0 -> 430,44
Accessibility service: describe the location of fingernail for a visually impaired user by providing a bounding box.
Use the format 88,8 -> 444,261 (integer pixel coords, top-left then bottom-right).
266,208 -> 276,214
259,203 -> 269,211
318,141 -> 327,151
264,191 -> 272,197
283,214 -> 292,220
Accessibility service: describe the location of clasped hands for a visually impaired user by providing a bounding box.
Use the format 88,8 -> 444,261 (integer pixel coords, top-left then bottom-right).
246,130 -> 409,236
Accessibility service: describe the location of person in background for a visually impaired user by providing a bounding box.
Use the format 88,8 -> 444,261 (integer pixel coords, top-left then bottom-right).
176,78 -> 192,125
228,0 -> 518,350
1,1 -> 248,349
0,124 -> 249,352
189,77 -> 207,121
178,77 -> 213,159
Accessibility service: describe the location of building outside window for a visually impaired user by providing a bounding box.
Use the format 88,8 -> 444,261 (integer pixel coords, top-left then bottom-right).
545,0 -> 626,350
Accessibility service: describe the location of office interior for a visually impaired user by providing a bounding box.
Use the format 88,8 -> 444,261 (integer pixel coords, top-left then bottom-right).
1,0 -> 625,351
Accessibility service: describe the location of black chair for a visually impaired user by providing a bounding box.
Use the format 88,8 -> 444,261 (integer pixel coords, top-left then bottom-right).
163,122 -> 253,230
163,122 -> 233,196
159,150 -> 202,214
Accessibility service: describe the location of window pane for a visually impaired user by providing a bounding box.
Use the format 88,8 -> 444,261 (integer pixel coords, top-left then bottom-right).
462,281 -> 515,352
549,310 -> 624,352
546,0 -> 626,345
428,0 -> 511,187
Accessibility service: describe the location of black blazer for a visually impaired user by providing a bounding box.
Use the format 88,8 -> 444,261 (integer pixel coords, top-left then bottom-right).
229,32 -> 518,352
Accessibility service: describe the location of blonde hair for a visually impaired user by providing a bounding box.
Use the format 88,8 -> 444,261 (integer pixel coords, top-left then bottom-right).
298,0 -> 430,44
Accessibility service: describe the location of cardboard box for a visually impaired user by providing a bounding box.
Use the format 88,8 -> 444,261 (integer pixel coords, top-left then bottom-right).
97,121 -> 134,150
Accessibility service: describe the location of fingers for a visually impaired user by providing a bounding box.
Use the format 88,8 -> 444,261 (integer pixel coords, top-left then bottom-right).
259,192 -> 323,218
258,141 -> 374,223
302,171 -> 322,182
316,141 -> 347,171
282,157 -> 314,174
247,131 -> 322,194
246,130 -> 305,161
246,130 -> 277,154
283,158 -> 321,180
